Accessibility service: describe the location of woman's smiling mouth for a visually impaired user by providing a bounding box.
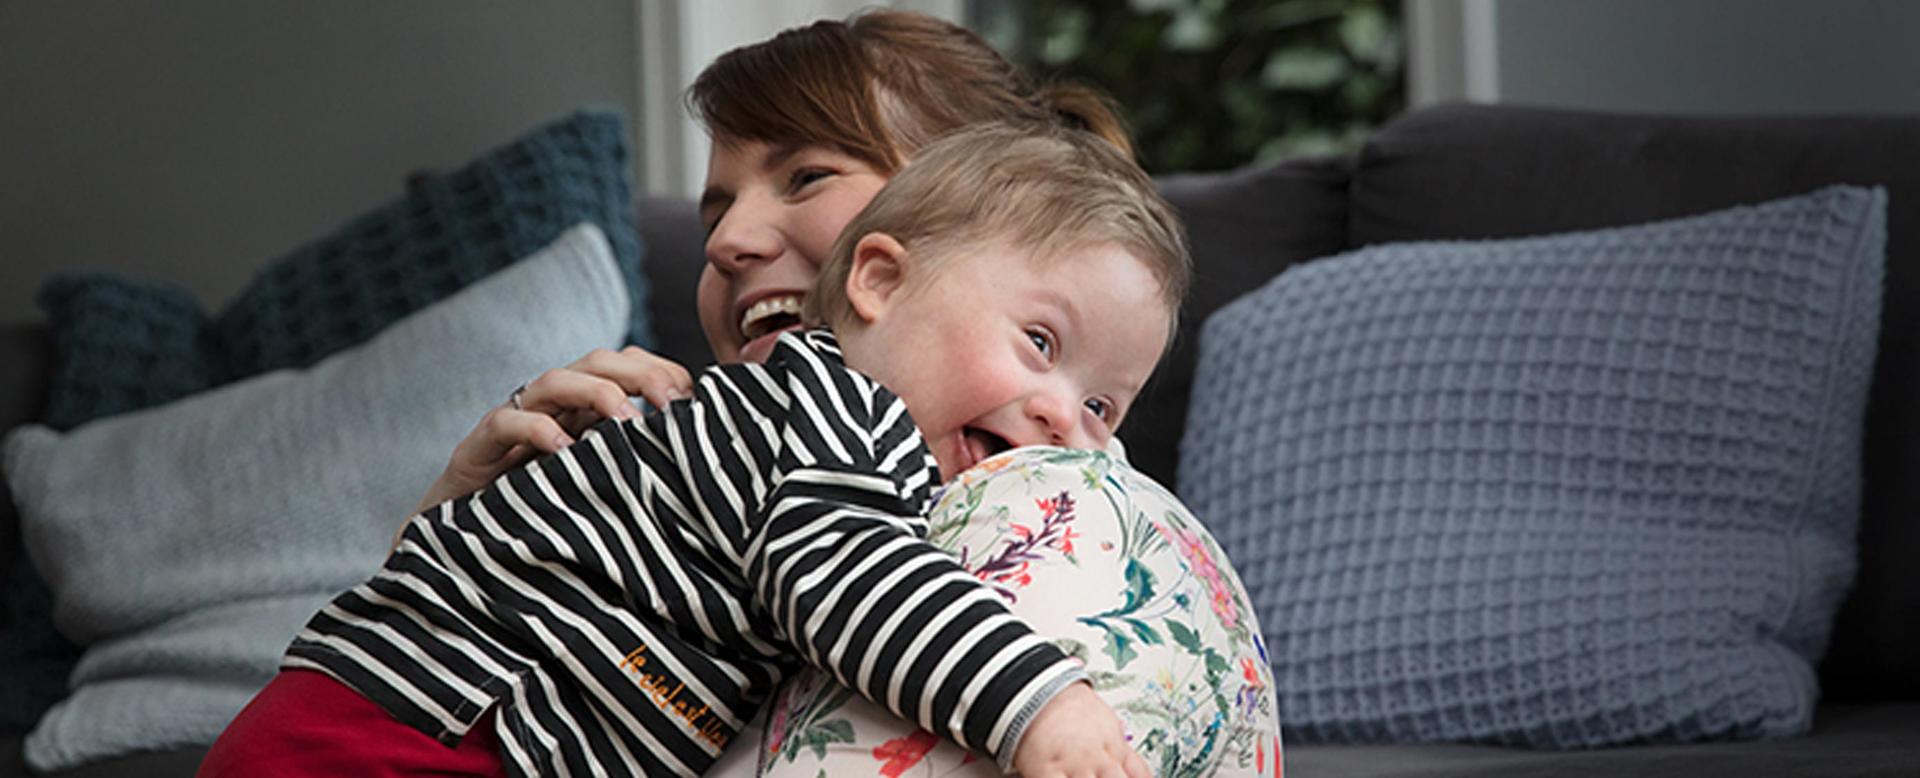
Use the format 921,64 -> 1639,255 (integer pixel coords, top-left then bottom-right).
739,294 -> 805,341
736,293 -> 807,362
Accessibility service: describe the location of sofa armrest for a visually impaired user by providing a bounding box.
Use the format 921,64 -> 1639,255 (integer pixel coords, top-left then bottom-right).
0,324 -> 49,438
0,324 -> 50,628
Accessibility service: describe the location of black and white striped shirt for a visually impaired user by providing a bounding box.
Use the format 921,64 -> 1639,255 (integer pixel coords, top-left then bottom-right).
286,330 -> 1085,776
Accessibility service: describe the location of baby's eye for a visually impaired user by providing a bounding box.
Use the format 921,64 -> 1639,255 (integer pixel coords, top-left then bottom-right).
1026,328 -> 1055,360
1084,397 -> 1113,421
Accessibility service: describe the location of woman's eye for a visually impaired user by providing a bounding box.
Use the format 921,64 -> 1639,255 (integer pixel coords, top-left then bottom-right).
1084,397 -> 1112,421
698,204 -> 725,238
1026,328 -> 1054,359
788,167 -> 832,192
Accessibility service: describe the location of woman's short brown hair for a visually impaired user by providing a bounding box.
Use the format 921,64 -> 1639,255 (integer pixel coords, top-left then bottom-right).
803,123 -> 1190,350
687,9 -> 1133,172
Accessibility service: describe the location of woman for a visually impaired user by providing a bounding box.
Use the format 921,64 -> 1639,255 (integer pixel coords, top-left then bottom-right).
410,10 -> 1129,510
417,10 -> 1280,776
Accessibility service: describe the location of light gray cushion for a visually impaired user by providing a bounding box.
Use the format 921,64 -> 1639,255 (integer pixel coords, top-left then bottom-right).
1181,187 -> 1885,747
3,223 -> 629,771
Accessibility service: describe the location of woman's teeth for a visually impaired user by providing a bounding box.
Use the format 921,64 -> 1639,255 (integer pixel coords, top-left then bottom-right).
740,295 -> 805,340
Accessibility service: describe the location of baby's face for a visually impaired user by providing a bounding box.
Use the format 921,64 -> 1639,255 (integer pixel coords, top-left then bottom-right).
839,239 -> 1170,481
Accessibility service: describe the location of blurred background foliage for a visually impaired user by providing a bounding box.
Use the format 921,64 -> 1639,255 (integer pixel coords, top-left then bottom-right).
971,0 -> 1406,174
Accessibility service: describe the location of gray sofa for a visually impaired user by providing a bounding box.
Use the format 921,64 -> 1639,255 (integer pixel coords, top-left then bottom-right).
3,103 -> 1916,776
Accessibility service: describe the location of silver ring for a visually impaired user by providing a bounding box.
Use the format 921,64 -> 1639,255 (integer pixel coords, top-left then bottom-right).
508,383 -> 528,411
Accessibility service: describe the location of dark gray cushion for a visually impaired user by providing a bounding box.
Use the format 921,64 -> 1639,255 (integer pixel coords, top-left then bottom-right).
635,195 -> 712,373
1347,102 -> 1920,703
1132,155 -> 1354,488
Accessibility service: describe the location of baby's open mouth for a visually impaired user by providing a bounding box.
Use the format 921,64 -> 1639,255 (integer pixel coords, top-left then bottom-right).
740,294 -> 805,341
963,427 -> 1013,466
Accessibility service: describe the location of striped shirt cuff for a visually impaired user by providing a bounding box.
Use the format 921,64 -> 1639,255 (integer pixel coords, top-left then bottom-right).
992,664 -> 1091,773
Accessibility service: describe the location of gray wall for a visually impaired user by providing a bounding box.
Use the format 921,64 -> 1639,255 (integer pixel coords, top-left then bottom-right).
1,1 -> 638,326
1491,0 -> 1920,115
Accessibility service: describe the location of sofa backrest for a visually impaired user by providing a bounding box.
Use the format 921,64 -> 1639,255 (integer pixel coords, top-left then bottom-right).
1343,102 -> 1920,703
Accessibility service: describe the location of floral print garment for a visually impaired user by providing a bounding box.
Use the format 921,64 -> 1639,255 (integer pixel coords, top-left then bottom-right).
753,447 -> 1282,777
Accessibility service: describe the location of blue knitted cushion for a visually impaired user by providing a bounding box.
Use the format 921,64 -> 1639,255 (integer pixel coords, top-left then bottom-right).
37,108 -> 651,430
5,109 -> 650,734
1180,186 -> 1885,747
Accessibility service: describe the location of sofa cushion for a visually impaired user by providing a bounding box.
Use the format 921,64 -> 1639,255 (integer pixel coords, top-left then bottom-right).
1348,103 -> 1920,703
1,109 -> 650,735
3,224 -> 629,771
1182,187 -> 1884,746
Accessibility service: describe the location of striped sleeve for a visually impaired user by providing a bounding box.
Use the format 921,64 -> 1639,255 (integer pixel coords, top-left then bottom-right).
295,407 -> 802,775
747,340 -> 1085,767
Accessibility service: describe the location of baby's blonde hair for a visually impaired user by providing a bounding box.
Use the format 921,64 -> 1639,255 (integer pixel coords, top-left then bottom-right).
803,123 -> 1190,347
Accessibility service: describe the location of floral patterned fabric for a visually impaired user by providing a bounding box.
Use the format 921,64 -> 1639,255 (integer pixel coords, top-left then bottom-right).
749,447 -> 1282,777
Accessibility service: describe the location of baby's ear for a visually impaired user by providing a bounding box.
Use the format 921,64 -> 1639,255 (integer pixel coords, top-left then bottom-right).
845,232 -> 910,323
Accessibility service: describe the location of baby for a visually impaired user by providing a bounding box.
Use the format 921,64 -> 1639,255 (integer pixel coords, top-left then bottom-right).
202,123 -> 1188,778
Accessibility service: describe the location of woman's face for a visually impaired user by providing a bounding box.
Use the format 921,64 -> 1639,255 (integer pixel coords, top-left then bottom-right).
698,139 -> 890,364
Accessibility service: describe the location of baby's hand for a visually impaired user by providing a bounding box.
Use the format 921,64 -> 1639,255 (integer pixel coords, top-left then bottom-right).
1011,682 -> 1150,777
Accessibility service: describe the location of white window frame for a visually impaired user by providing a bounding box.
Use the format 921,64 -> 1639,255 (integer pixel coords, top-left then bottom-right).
1407,0 -> 1500,107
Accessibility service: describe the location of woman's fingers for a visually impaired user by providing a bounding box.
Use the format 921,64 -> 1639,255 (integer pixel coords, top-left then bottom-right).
473,405 -> 578,461
520,364 -> 643,425
569,346 -> 696,411
512,348 -> 695,431
404,347 -> 695,545
412,409 -> 572,514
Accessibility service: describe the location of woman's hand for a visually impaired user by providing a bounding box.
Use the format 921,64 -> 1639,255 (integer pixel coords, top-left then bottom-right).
1011,682 -> 1151,777
408,346 -> 695,517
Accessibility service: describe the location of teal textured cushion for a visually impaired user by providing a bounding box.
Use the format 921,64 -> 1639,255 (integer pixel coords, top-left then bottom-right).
4,109 -> 648,735
1181,186 -> 1885,746
35,276 -> 215,426
39,108 -> 650,430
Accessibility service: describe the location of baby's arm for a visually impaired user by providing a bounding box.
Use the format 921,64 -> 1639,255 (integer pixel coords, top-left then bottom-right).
753,358 -> 1140,771
757,464 -> 1085,769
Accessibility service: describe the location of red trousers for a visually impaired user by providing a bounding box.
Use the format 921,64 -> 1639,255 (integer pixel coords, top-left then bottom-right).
198,669 -> 507,778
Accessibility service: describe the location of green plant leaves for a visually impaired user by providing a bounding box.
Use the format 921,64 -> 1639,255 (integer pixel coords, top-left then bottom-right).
1261,46 -> 1348,89
1041,6 -> 1093,64
992,0 -> 1406,172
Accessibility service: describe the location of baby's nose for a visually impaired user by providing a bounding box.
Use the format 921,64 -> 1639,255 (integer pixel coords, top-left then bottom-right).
1028,393 -> 1097,450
